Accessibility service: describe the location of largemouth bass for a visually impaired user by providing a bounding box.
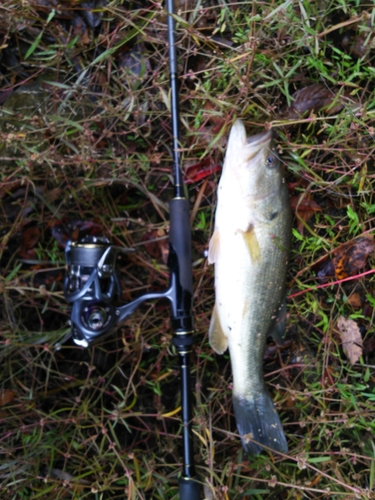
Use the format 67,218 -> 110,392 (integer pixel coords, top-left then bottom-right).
208,119 -> 291,455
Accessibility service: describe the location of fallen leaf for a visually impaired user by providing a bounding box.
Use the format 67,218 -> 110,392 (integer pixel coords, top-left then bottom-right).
184,158 -> 222,184
44,187 -> 62,203
342,18 -> 374,58
264,339 -> 293,360
0,179 -> 23,198
282,83 -> 349,119
50,219 -> 102,246
117,43 -> 151,87
316,259 -> 335,280
141,229 -> 169,264
203,101 -> 225,128
333,237 -> 374,280
363,334 -> 375,355
315,237 -> 375,281
71,15 -> 91,44
362,303 -> 374,321
30,0 -> 74,20
193,124 -> 228,150
290,194 -> 321,212
18,226 -> 41,258
291,193 -> 321,234
321,366 -> 337,387
22,226 -> 40,249
0,87 -> 13,105
337,316 -> 363,364
346,292 -> 363,308
0,389 -> 15,407
81,0 -> 104,29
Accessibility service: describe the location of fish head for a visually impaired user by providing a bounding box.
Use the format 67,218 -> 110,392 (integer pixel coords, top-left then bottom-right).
223,120 -> 285,203
247,131 -> 285,202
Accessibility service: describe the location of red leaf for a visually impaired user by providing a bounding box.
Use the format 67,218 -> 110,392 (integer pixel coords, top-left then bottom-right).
184,158 -> 222,184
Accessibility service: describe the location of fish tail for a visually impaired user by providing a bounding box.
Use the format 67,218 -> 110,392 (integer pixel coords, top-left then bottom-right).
232,390 -> 288,456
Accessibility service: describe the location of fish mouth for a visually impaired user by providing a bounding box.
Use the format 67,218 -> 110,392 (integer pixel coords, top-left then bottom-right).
245,130 -> 272,161
247,130 -> 272,147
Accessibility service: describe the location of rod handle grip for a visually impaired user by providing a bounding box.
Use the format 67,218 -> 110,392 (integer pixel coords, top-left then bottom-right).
169,198 -> 193,294
179,476 -> 202,500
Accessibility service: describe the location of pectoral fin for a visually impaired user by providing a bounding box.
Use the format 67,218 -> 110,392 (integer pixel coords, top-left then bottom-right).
209,304 -> 228,354
208,229 -> 220,264
242,225 -> 261,263
268,298 -> 287,345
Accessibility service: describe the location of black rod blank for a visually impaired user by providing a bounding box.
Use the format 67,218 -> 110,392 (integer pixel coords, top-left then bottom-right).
166,1 -> 202,498
167,0 -> 183,198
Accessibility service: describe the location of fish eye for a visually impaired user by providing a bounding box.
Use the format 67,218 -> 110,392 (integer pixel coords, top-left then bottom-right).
266,154 -> 276,167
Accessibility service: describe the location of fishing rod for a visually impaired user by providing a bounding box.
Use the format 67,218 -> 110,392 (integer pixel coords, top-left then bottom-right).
166,0 -> 202,497
62,1 -> 202,498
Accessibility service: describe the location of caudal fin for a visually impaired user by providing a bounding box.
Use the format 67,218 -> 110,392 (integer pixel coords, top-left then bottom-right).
232,390 -> 288,456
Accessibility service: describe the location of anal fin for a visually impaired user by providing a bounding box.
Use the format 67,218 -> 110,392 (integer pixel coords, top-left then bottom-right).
208,229 -> 220,264
268,298 -> 287,345
209,304 -> 228,354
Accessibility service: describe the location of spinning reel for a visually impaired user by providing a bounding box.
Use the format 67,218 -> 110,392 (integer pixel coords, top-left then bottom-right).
64,231 -> 192,348
64,236 -> 123,346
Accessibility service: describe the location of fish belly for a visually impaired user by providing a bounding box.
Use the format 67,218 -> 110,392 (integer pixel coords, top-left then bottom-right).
215,224 -> 288,455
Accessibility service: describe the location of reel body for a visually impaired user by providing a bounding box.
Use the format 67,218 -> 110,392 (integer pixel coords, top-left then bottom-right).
64,237 -> 125,346
63,233 -> 191,347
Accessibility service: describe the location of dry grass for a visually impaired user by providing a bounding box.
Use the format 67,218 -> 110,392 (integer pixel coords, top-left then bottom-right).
0,0 -> 375,498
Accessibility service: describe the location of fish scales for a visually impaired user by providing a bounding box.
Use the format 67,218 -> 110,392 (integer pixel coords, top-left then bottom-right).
208,119 -> 291,455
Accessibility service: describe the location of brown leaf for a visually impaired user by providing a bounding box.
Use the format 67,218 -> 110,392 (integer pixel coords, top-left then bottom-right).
341,18 -> 373,58
0,389 -> 15,407
0,179 -> 23,198
142,229 -> 169,264
290,193 -> 321,212
18,226 -> 41,258
282,83 -> 352,119
321,366 -> 337,388
346,292 -> 363,309
203,101 -> 225,128
21,226 -> 40,250
44,187 -> 62,203
292,193 -> 321,235
50,219 -> 102,247
71,16 -> 91,45
363,334 -> 375,355
337,316 -> 363,364
333,237 -> 374,280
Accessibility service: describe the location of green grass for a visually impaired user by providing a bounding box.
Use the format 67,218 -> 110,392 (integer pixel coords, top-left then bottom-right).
0,0 -> 375,498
